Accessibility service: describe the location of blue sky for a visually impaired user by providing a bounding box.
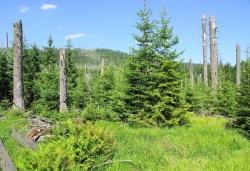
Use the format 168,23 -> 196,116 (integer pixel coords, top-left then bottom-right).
0,0 -> 249,64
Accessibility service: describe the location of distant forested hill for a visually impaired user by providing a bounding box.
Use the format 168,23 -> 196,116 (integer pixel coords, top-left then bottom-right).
74,48 -> 129,67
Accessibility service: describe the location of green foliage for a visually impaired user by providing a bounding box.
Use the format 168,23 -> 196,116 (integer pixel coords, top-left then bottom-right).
80,102 -> 118,122
31,37 -> 59,114
70,71 -> 89,110
125,5 -> 188,127
183,85 -> 216,115
215,81 -> 237,117
23,44 -> 41,107
66,40 -> 79,108
32,68 -> 59,113
230,59 -> 250,138
42,36 -> 58,69
18,120 -> 115,171
0,50 -> 12,104
75,48 -> 129,67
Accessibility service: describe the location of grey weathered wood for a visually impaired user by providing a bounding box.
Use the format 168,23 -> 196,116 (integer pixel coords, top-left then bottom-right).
100,58 -> 105,75
59,49 -> 67,112
13,20 -> 25,110
6,33 -> 9,49
189,58 -> 194,86
11,129 -> 37,150
236,44 -> 241,86
209,16 -> 218,91
202,15 -> 208,86
0,139 -> 17,171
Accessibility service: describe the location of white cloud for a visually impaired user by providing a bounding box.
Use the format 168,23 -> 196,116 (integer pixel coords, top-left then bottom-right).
64,33 -> 86,40
40,3 -> 57,10
20,5 -> 30,13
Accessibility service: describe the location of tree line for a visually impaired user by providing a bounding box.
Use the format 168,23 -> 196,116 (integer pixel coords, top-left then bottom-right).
0,2 -> 249,138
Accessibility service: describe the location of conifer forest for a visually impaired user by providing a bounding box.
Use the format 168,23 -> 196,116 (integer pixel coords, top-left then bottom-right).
0,1 -> 249,171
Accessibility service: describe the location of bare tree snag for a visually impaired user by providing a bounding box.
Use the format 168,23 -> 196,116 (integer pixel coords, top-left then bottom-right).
13,20 -> 25,110
202,15 -> 208,86
189,58 -> 194,86
6,33 -> 9,49
0,139 -> 17,171
198,73 -> 202,84
100,58 -> 105,75
209,16 -> 218,91
236,44 -> 241,86
59,49 -> 67,112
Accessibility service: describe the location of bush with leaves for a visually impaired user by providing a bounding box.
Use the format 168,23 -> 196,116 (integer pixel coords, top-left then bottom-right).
18,119 -> 115,170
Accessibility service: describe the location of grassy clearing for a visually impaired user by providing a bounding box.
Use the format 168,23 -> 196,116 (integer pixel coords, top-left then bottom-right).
0,112 -> 250,171
97,116 -> 250,171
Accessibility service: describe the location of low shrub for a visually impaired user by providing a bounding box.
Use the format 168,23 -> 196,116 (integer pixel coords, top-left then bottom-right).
17,119 -> 116,170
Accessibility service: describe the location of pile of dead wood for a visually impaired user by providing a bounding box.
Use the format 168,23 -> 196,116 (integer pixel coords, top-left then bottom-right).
11,116 -> 53,150
26,116 -> 53,142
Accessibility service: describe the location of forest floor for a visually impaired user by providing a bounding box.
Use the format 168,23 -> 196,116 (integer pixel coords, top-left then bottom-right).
0,111 -> 250,171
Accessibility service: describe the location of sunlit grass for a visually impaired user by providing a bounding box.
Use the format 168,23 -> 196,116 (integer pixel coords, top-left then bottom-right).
97,116 -> 250,171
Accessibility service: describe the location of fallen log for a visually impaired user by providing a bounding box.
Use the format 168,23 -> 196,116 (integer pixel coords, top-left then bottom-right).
11,129 -> 37,150
26,116 -> 53,142
0,139 -> 17,171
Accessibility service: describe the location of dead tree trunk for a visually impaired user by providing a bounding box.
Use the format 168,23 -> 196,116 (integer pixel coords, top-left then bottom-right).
236,44 -> 241,86
100,58 -> 105,75
6,33 -> 9,49
189,58 -> 194,86
59,49 -> 67,112
202,15 -> 208,86
13,20 -> 25,110
209,16 -> 218,91
0,139 -> 17,171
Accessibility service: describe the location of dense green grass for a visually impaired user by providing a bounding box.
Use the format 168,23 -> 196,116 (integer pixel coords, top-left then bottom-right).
97,116 -> 250,171
1,111 -> 250,171
0,110 -> 29,167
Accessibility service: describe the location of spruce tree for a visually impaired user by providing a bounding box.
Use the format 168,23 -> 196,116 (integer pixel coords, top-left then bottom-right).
65,40 -> 78,108
125,4 -> 187,126
125,2 -> 156,117
32,38 -> 59,114
0,51 -> 12,108
23,44 -> 41,107
43,36 -> 57,69
231,58 -> 250,138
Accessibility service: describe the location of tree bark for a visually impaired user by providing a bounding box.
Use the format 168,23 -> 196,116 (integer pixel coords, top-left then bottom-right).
59,49 -> 67,112
6,33 -> 9,49
0,139 -> 17,171
189,58 -> 194,86
202,15 -> 208,86
236,44 -> 241,86
100,58 -> 105,75
13,20 -> 25,110
209,16 -> 218,91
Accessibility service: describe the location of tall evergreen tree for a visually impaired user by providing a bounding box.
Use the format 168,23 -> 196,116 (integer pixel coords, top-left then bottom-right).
65,40 -> 78,108
23,44 -> 41,107
125,4 -> 187,126
125,2 -> 156,117
43,36 -> 57,69
231,58 -> 250,138
0,51 -> 12,108
32,38 -> 59,114
0,51 -> 10,99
